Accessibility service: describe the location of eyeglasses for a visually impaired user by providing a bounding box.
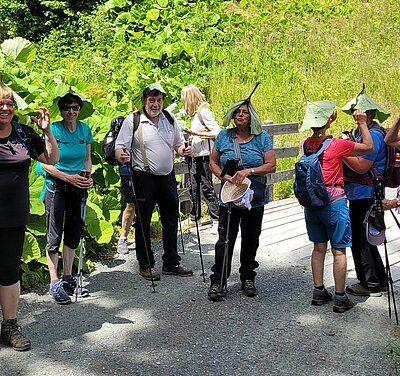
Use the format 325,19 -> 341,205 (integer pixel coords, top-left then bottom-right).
61,105 -> 80,112
0,101 -> 15,109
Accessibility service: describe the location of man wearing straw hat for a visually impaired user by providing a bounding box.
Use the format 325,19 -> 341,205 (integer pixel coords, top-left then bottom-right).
342,85 -> 390,297
297,99 -> 372,313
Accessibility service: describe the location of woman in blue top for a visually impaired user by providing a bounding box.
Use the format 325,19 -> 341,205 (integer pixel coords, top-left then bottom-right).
40,93 -> 93,304
208,99 -> 276,301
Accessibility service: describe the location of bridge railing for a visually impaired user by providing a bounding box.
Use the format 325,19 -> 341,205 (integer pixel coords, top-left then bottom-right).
176,121 -> 299,206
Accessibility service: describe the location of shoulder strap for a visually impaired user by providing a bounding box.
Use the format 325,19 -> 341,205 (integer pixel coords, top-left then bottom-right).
162,109 -> 174,125
12,121 -> 28,150
302,138 -> 331,157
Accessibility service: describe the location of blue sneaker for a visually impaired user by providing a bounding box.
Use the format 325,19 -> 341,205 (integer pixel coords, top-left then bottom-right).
62,278 -> 89,297
49,281 -> 71,305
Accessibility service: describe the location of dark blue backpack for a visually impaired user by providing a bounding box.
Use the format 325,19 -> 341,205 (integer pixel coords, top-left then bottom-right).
294,138 -> 332,207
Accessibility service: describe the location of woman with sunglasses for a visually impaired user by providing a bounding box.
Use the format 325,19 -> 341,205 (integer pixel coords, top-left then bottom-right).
0,86 -> 58,350
39,93 -> 93,305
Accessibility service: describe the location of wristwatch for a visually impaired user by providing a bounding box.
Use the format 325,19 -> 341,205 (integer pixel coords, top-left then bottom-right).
251,169 -> 255,175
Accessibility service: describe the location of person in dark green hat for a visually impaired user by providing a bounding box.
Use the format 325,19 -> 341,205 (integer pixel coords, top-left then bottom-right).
342,86 -> 390,297
39,92 -> 93,304
298,99 -> 373,313
115,82 -> 193,281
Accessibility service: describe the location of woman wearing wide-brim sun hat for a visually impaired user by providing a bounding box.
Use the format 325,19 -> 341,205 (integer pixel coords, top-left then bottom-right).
208,86 -> 276,301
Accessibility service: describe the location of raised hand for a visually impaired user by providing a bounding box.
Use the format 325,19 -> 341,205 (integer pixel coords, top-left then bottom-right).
31,107 -> 51,132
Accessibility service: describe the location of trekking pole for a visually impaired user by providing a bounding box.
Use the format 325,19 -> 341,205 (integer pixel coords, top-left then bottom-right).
126,158 -> 156,293
185,141 -> 206,282
178,204 -> 186,254
76,171 -> 89,302
219,202 -> 232,299
388,209 -> 400,324
217,158 -> 239,299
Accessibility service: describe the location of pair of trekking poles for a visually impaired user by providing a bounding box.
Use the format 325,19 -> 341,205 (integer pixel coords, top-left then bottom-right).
123,147 -> 207,293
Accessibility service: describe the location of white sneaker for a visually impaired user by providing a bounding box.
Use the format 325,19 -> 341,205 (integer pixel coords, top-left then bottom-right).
117,237 -> 129,254
210,221 -> 219,235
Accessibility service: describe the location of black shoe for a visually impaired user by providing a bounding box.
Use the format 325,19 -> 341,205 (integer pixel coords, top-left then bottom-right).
333,294 -> 354,313
311,288 -> 333,306
241,280 -> 257,297
208,284 -> 221,301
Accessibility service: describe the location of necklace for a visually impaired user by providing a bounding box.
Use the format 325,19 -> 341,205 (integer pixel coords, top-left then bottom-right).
237,135 -> 253,144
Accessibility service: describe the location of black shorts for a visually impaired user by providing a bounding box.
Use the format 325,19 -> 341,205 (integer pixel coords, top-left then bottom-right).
119,165 -> 135,203
0,226 -> 25,286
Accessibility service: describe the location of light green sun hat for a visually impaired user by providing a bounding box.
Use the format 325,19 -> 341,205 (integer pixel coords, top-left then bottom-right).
300,100 -> 336,131
146,82 -> 167,94
342,84 -> 390,123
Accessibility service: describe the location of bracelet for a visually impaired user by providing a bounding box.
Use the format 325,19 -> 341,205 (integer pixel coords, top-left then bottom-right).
396,197 -> 400,208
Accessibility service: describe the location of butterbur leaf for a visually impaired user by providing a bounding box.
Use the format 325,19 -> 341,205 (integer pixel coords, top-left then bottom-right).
21,232 -> 41,263
300,100 -> 336,131
1,37 -> 36,64
342,84 -> 390,123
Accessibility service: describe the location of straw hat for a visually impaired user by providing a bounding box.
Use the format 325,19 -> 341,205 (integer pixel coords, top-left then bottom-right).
221,178 -> 253,207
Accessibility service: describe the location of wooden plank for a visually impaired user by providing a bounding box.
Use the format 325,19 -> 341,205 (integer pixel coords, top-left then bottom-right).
263,122 -> 299,135
275,146 -> 298,159
266,170 -> 294,185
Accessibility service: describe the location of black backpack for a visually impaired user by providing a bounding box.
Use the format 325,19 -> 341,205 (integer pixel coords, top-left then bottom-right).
102,110 -> 175,166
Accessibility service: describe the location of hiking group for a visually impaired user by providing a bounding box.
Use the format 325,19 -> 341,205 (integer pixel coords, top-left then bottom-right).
1,81 -> 400,352
296,86 -> 400,314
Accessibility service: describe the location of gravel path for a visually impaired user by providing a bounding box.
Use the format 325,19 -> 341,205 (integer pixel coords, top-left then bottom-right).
1,199 -> 399,375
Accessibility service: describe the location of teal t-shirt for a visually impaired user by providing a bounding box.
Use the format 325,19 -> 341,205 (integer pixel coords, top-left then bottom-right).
43,120 -> 93,185
215,129 -> 273,207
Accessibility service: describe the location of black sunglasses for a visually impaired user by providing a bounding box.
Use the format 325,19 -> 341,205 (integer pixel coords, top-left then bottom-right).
62,105 -> 80,112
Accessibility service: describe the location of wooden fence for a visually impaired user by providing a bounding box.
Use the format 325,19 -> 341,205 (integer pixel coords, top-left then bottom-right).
175,121 -> 299,205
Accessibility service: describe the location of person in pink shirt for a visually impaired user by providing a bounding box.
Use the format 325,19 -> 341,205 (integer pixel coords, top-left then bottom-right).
299,100 -> 373,313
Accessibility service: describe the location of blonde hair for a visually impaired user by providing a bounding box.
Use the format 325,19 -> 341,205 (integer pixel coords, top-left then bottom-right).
181,84 -> 207,117
0,85 -> 15,101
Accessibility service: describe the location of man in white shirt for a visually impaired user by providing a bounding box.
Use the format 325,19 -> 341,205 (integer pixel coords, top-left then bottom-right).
115,83 -> 193,281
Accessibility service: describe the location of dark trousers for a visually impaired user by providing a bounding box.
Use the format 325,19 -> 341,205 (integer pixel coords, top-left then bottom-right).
189,156 -> 219,220
132,170 -> 181,269
210,205 -> 264,285
45,181 -> 83,253
349,198 -> 387,290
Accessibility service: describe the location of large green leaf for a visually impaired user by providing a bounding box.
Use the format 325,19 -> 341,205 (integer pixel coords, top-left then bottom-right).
342,84 -> 390,123
147,9 -> 160,21
300,100 -> 336,131
22,232 -> 42,263
1,37 -> 36,64
96,220 -> 115,244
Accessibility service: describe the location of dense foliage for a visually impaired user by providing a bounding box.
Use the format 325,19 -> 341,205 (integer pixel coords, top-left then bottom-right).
1,0 -> 400,286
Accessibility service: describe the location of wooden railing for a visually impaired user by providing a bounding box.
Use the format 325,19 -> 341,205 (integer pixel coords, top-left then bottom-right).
176,121 -> 299,204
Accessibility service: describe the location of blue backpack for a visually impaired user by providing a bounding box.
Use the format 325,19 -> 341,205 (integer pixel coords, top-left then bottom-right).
294,138 -> 332,207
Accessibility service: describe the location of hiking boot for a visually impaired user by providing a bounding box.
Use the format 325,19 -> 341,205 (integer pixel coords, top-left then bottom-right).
139,268 -> 161,281
346,283 -> 382,297
62,277 -> 89,297
49,280 -> 71,305
208,284 -> 221,301
117,237 -> 129,255
241,280 -> 257,297
162,264 -> 193,277
1,319 -> 31,351
311,288 -> 333,306
333,294 -> 354,313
